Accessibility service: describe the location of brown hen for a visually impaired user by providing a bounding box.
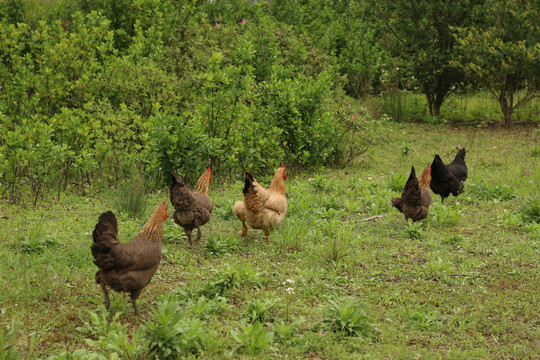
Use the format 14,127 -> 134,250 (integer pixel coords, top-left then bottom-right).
170,168 -> 214,245
391,165 -> 432,222
233,164 -> 287,244
91,201 -> 168,315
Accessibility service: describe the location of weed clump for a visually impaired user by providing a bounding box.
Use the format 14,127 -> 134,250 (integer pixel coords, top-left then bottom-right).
319,297 -> 375,337
110,173 -> 148,218
519,196 -> 540,223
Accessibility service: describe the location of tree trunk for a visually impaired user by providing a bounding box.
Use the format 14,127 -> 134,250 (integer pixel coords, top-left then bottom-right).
433,102 -> 441,117
503,106 -> 513,127
499,95 -> 514,127
425,93 -> 443,117
426,95 -> 434,116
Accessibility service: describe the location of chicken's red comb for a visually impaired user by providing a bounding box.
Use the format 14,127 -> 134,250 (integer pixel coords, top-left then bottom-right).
207,167 -> 211,172
281,163 -> 285,168
162,200 -> 167,205
208,167 -> 212,183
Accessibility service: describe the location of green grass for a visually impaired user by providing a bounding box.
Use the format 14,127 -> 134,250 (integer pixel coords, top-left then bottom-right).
0,122 -> 539,359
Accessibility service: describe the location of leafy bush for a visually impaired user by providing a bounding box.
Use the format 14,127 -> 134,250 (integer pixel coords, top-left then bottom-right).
246,299 -> 274,324
205,235 -> 238,256
387,172 -> 406,192
186,296 -> 228,319
230,321 -> 274,356
429,202 -> 462,226
142,296 -> 207,358
403,221 -> 423,240
320,297 -> 375,337
0,1 -> 376,200
467,179 -> 517,201
520,197 -> 540,223
199,265 -> 241,299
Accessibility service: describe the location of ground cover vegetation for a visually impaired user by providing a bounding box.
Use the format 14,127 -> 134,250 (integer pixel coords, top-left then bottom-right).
0,0 -> 539,358
1,123 -> 539,359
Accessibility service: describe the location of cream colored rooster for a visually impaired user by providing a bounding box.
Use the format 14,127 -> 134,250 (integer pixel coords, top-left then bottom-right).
233,164 -> 287,244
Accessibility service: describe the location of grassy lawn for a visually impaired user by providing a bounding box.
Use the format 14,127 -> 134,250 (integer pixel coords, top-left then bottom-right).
1,122 -> 539,359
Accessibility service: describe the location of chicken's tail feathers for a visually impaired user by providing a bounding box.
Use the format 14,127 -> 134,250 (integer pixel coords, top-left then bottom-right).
171,171 -> 184,186
243,171 -> 255,195
408,166 -> 417,180
194,167 -> 211,195
92,211 -> 118,243
391,197 -> 403,212
170,171 -> 188,203
91,211 -> 119,268
454,147 -> 466,161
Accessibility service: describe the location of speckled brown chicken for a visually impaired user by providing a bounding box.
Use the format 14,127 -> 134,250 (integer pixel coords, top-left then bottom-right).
392,165 -> 432,222
91,201 -> 168,315
170,168 -> 213,245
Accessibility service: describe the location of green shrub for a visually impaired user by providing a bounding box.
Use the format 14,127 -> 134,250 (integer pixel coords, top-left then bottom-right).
110,172 -> 148,218
230,321 -> 274,356
403,221 -> 423,240
404,305 -> 445,330
275,217 -> 310,253
200,265 -> 241,299
387,172 -> 406,192
468,179 -> 517,201
205,235 -> 238,256
142,296 -> 207,358
144,113 -> 213,185
520,197 -> 540,223
246,299 -> 274,324
320,297 -> 375,337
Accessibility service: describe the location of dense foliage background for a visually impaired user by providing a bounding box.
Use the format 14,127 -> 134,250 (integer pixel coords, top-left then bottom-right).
0,0 -> 538,200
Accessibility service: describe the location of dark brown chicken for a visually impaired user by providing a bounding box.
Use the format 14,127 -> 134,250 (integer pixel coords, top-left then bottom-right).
170,168 -> 213,245
392,165 -> 432,222
430,148 -> 467,203
91,201 -> 168,315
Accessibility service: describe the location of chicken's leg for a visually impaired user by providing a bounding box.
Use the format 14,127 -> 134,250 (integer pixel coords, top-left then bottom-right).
238,215 -> 247,237
264,229 -> 270,244
130,289 -> 142,316
196,227 -> 202,242
184,228 -> 193,246
97,274 -> 110,309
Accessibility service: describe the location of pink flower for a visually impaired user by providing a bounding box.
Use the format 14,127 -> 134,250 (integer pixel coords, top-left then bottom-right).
241,19 -> 246,24
214,23 -> 219,28
353,113 -> 357,119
